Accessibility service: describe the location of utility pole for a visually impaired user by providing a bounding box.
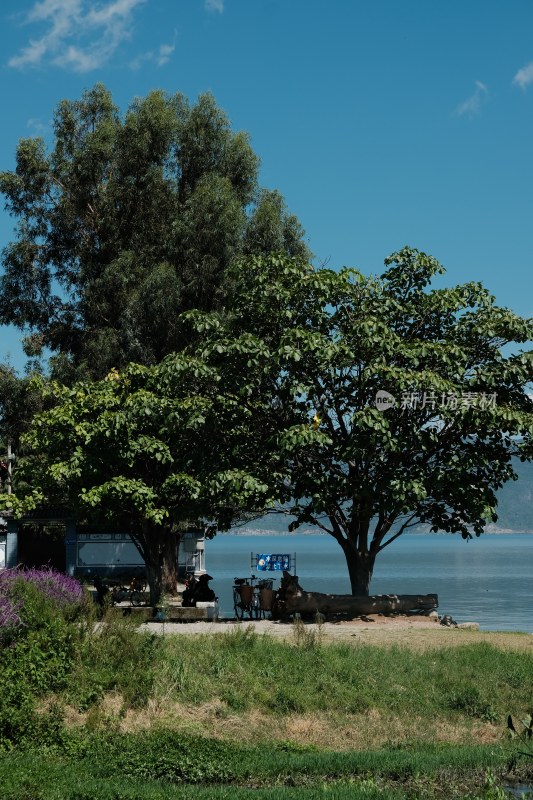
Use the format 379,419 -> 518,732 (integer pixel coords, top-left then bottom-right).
6,440 -> 13,495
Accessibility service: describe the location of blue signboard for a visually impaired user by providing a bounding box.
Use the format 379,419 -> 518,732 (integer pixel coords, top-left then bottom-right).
256,553 -> 291,571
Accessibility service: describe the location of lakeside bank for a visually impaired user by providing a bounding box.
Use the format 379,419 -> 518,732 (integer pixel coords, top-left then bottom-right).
206,533 -> 533,632
140,615 -> 533,651
3,595 -> 533,799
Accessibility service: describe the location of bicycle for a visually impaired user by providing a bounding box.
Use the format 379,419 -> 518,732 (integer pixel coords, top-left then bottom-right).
110,576 -> 146,607
233,576 -> 275,620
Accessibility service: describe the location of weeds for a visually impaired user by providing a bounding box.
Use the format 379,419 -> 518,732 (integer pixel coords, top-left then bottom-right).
66,610 -> 162,713
154,635 -> 532,728
291,615 -> 324,649
446,686 -> 499,723
0,733 -> 512,799
507,713 -> 533,772
1,581 -> 532,798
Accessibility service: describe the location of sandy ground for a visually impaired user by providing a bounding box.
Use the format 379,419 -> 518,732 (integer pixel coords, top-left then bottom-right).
140,615 -> 533,650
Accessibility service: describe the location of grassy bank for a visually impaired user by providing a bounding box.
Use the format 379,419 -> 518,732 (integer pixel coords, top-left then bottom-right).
0,734 -> 513,799
2,621 -> 533,797
1,590 -> 532,798
59,622 -> 533,752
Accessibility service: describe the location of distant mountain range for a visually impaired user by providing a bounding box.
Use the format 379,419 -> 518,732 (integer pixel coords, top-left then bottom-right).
484,459 -> 533,532
232,460 -> 533,535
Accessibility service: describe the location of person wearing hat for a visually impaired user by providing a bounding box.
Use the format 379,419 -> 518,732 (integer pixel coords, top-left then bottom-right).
194,574 -> 215,603
183,573 -> 215,606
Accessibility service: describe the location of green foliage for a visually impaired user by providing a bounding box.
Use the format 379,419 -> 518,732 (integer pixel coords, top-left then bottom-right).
0,574 -> 162,752
153,634 -> 533,725
446,687 -> 499,723
0,572 -> 86,751
0,84 -> 309,383
0,732 -> 510,799
89,730 -> 237,784
3,350 -> 280,602
0,563 -> 528,800
243,189 -> 309,260
482,768 -> 509,800
0,624 -> 530,799
66,612 -> 161,712
185,249 -> 533,593
0,364 -> 45,452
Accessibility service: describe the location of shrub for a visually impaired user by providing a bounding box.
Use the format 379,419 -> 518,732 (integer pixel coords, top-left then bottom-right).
0,568 -> 86,750
66,611 -> 161,712
0,594 -> 22,645
88,730 -> 238,784
0,567 -> 83,616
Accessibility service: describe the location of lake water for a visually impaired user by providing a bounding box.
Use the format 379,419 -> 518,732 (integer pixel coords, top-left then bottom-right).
205,533 -> 533,632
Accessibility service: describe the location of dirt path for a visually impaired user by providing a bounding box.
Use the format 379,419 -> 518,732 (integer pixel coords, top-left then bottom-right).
141,615 -> 533,650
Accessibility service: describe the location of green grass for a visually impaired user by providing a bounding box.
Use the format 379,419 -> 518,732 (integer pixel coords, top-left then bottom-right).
0,732 -> 512,800
145,627 -> 533,725
67,612 -> 161,711
3,618 -> 533,799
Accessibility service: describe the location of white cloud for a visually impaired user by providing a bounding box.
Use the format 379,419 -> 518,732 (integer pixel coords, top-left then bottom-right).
513,62 -> 533,89
27,117 -> 50,135
129,36 -> 175,70
156,41 -> 174,66
9,0 -> 146,72
205,0 -> 224,13
455,80 -> 488,117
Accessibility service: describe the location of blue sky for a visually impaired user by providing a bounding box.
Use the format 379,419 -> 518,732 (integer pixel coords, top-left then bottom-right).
1,0 -> 533,370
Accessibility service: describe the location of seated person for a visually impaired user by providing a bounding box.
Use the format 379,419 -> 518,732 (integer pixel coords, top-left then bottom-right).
182,574 -> 215,606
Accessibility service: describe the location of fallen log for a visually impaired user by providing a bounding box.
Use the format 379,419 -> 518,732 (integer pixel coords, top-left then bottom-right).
272,572 -> 438,620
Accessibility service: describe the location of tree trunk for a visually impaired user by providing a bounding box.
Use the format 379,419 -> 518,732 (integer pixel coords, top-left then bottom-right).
145,560 -> 163,609
273,573 -> 438,620
341,542 -> 375,596
140,524 -> 180,606
161,531 -> 180,597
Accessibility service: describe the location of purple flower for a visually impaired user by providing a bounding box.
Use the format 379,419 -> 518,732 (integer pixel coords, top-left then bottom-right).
0,567 -> 84,648
0,567 -> 83,609
0,595 -> 22,642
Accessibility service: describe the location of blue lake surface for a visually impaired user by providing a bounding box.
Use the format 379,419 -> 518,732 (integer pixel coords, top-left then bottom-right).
205,533 -> 533,632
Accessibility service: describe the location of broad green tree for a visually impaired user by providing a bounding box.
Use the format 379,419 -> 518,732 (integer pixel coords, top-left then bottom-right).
188,249 -> 533,595
0,84 -> 309,383
6,247 -> 533,600
1,355 -> 277,604
0,364 -> 46,458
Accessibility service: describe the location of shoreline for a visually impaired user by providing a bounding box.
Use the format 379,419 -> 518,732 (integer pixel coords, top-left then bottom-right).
141,615 -> 533,649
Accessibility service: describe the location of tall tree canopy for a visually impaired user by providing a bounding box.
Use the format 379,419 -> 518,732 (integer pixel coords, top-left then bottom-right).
0,84 -> 309,382
5,248 -> 533,600
2,353 -> 277,604
186,249 -> 533,595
